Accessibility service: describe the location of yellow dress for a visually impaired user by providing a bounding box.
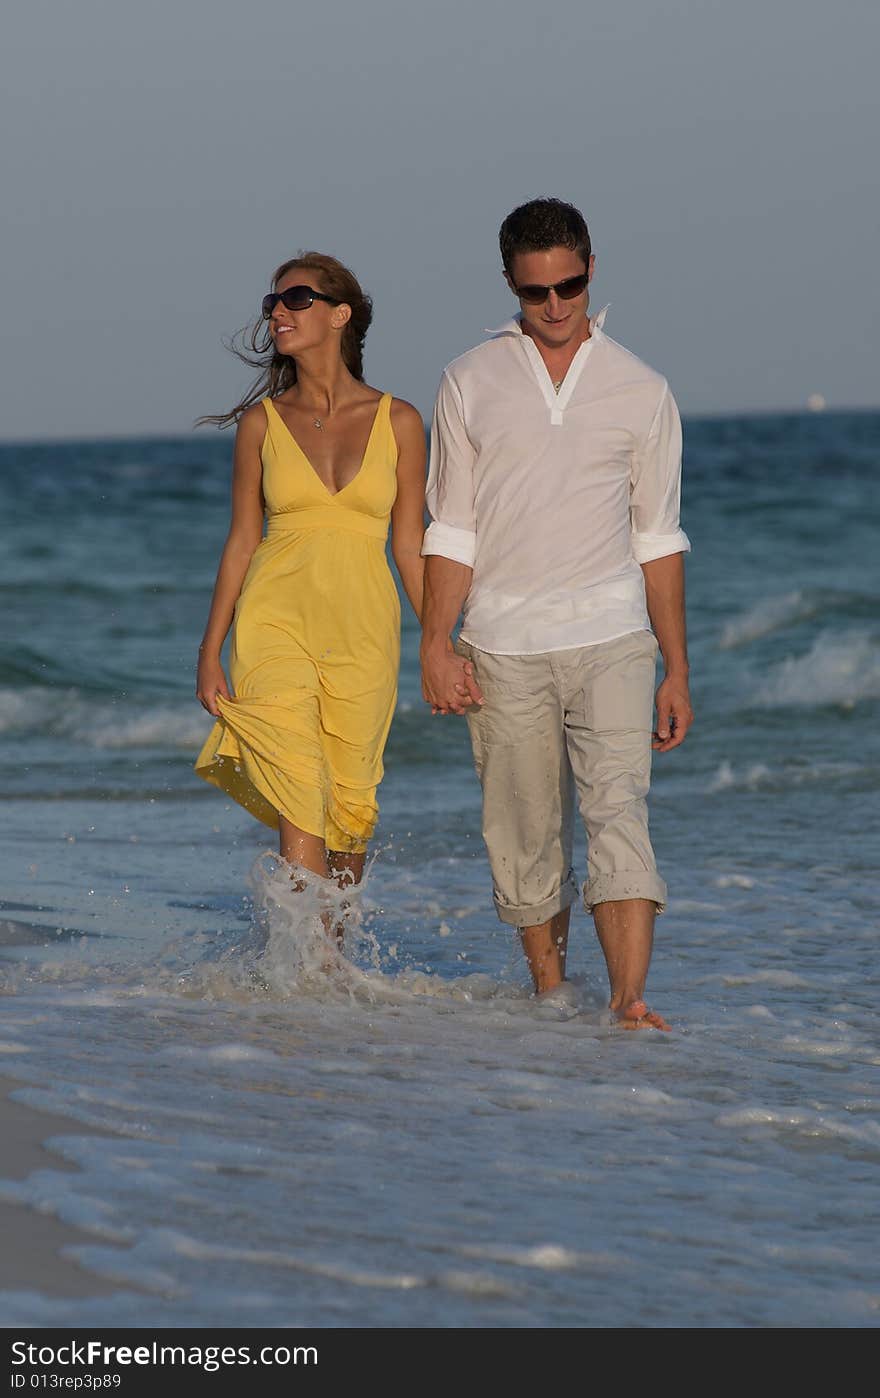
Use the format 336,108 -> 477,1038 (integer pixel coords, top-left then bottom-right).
195,392 -> 400,852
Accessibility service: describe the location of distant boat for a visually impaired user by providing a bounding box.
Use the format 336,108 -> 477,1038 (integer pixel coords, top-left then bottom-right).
806,393 -> 826,412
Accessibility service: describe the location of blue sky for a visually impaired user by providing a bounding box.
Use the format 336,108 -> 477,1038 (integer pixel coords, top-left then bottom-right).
2,0 -> 878,437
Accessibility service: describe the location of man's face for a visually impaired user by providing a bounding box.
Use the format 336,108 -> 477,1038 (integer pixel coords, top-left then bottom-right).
505,246 -> 594,349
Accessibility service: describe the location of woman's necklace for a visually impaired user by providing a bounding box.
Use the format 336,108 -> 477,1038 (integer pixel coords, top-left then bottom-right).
301,395 -> 330,430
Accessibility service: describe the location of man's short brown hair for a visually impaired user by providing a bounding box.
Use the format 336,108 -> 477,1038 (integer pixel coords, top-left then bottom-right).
499,197 -> 592,273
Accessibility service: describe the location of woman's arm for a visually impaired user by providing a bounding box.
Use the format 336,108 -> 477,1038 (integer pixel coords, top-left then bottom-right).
196,405 -> 266,716
389,399 -> 427,621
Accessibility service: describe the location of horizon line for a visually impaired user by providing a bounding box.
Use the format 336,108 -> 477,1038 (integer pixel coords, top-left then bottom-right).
1,402 -> 879,450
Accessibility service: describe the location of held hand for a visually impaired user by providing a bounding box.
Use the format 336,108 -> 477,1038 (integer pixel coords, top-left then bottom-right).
653,674 -> 694,752
421,644 -> 484,716
196,654 -> 232,717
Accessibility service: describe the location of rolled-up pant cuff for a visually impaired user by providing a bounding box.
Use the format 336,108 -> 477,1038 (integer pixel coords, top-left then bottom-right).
584,871 -> 667,914
494,872 -> 579,928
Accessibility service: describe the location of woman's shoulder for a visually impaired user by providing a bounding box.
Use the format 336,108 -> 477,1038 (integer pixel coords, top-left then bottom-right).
358,382 -> 423,434
360,381 -> 418,417
386,395 -> 426,461
387,395 -> 425,432
236,400 -> 270,437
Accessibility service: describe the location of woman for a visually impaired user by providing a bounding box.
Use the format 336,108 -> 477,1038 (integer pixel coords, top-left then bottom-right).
195,252 -> 425,907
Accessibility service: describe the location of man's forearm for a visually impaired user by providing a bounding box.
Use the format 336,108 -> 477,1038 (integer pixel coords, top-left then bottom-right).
420,555 -> 473,654
641,553 -> 689,675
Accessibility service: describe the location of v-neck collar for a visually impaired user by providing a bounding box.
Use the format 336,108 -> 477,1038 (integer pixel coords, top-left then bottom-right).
485,306 -> 610,426
265,393 -> 387,499
519,333 -> 593,425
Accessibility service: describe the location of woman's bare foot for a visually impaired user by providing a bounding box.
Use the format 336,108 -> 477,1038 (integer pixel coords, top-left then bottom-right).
617,999 -> 670,1031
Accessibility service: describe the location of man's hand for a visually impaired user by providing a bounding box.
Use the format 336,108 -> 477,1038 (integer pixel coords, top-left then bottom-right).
652,672 -> 693,751
421,640 -> 484,716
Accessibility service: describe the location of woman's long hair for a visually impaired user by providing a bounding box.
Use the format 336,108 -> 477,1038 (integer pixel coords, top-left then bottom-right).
198,252 -> 373,428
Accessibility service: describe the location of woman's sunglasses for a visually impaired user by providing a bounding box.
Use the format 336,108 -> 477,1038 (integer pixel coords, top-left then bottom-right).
262,286 -> 341,318
512,273 -> 589,305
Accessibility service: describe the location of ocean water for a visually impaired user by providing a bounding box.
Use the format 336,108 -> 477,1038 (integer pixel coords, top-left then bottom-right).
1,410 -> 878,1328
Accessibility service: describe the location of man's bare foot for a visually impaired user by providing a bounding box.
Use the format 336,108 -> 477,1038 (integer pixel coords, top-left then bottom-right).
617,999 -> 670,1031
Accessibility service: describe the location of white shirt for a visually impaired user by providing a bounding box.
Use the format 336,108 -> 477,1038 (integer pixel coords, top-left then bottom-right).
422,308 -> 691,654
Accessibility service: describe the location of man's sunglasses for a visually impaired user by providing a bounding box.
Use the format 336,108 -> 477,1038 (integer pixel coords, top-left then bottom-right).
511,272 -> 589,304
262,286 -> 341,318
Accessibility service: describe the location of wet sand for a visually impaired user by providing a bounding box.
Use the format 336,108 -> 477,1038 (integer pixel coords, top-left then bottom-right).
0,1073 -> 132,1299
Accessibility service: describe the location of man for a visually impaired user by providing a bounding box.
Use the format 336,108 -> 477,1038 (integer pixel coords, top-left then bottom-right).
420,197 -> 692,1029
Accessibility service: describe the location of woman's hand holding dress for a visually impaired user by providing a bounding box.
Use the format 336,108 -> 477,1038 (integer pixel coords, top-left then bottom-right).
196,653 -> 232,717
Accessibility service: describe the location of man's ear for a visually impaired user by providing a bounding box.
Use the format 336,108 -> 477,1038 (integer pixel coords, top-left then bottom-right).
503,267 -> 516,292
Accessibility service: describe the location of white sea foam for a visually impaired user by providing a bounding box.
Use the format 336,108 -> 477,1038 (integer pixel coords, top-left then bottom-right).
81,1227 -> 525,1300
0,686 -> 209,749
0,1172 -> 133,1243
455,1242 -> 603,1271
714,873 -> 755,889
0,687 -> 424,747
438,1271 -> 520,1298
778,1034 -> 866,1059
720,591 -> 816,649
715,1107 -> 880,1147
155,1043 -> 283,1065
77,707 -> 210,750
66,1247 -> 178,1294
1,685 -> 66,735
721,970 -> 813,988
708,761 -> 769,792
572,1084 -> 683,1115
150,1230 -> 425,1289
707,758 -> 864,792
755,630 -> 880,708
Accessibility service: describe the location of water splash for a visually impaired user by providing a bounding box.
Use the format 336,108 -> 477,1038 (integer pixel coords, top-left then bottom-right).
239,851 -> 381,997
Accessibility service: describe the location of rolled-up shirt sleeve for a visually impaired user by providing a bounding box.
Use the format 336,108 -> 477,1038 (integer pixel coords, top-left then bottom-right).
422,370 -> 478,567
630,383 -> 691,564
